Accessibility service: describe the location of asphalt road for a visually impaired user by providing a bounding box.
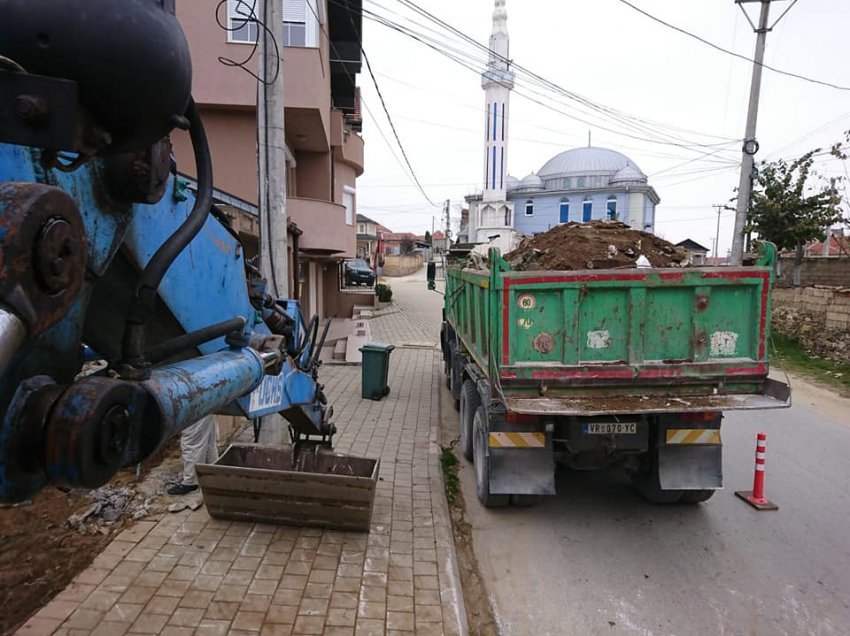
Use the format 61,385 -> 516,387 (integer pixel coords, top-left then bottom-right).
454,386 -> 850,636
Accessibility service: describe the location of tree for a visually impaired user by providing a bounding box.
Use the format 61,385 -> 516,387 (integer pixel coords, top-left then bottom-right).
400,238 -> 414,255
424,230 -> 432,246
745,148 -> 844,284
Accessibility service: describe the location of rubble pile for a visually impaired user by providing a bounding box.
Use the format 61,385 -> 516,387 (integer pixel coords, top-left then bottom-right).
502,221 -> 690,271
771,306 -> 850,366
64,486 -> 155,534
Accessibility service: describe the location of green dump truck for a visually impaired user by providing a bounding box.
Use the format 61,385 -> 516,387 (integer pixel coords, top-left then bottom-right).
436,244 -> 790,507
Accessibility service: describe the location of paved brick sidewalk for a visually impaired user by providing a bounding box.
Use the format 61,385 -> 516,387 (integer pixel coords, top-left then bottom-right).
16,276 -> 464,636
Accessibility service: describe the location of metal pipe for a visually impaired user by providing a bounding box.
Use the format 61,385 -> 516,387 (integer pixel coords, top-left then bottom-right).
144,316 -> 246,364
259,350 -> 282,370
0,307 -> 26,375
141,348 -> 264,441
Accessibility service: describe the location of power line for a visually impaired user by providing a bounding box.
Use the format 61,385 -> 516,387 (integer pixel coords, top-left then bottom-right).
351,1 -> 742,161
360,47 -> 440,207
375,70 -> 743,164
347,0 -> 743,155
303,0 -> 440,209
614,0 -> 850,92
384,0 -> 742,144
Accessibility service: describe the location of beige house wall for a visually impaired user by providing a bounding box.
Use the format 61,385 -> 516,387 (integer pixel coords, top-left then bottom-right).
174,0 -> 364,323
171,106 -> 258,203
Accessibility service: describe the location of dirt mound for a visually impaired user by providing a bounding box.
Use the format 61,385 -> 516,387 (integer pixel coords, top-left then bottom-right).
504,221 -> 689,271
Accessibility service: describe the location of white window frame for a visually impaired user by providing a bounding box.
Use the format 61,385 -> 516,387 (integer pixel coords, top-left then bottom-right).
559,198 -> 570,223
524,199 -> 534,216
343,186 -> 356,226
606,196 -> 618,220
226,0 -> 259,44
225,0 -> 320,48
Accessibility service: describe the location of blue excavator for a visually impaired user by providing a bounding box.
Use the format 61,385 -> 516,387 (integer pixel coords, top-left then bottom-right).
0,0 -> 335,503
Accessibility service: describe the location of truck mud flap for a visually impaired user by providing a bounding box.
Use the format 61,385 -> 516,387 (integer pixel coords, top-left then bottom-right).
489,441 -> 556,496
658,443 -> 722,490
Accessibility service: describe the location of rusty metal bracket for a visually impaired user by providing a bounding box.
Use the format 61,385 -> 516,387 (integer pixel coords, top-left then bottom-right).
0,69 -> 83,151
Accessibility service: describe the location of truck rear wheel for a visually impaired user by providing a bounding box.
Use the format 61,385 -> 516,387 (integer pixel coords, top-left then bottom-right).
679,489 -> 715,504
449,347 -> 461,411
630,451 -> 683,504
459,380 -> 480,462
444,342 -> 455,390
473,406 -> 509,508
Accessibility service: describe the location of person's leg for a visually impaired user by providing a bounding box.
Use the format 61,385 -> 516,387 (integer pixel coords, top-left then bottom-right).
168,416 -> 212,495
204,415 -> 219,464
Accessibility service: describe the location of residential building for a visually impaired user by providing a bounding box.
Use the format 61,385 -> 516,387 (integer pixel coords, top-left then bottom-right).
382,233 -> 427,256
431,231 -> 449,254
676,238 -> 710,266
171,0 -> 366,319
804,228 -> 849,257
355,213 -> 379,260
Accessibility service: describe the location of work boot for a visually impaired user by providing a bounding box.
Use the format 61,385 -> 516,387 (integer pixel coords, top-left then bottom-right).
167,483 -> 198,496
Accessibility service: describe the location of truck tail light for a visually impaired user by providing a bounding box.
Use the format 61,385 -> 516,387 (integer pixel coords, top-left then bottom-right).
506,411 -> 539,425
680,411 -> 719,424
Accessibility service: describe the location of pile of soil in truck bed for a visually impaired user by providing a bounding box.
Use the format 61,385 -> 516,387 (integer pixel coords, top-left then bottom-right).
503,221 -> 689,271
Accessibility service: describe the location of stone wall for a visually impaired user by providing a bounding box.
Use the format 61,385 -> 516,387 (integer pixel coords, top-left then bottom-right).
774,286 -> 850,331
777,257 -> 850,288
772,286 -> 850,365
382,254 -> 423,277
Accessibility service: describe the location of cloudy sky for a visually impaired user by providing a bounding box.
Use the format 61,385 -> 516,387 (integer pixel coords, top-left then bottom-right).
354,0 -> 850,254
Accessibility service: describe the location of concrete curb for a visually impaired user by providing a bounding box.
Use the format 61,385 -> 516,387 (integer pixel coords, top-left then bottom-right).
429,350 -> 469,636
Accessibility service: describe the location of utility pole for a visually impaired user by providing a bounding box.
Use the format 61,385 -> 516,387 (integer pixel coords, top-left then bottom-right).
731,0 -> 795,265
444,199 -> 451,246
713,204 -> 724,259
258,0 -> 288,297
256,0 -> 287,445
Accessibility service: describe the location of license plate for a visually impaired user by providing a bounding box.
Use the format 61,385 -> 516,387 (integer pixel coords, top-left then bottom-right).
584,422 -> 637,435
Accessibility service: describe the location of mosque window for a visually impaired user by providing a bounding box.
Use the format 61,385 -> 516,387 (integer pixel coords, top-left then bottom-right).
562,178 -> 571,189
525,200 -> 534,216
576,177 -> 586,189
606,196 -> 618,220
582,197 -> 592,222
559,199 -> 569,223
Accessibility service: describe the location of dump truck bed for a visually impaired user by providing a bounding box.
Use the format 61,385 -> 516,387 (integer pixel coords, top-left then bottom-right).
445,258 -> 790,414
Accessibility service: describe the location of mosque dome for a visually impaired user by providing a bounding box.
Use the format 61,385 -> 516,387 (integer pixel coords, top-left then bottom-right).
506,175 -> 520,191
610,163 -> 647,185
514,172 -> 544,192
538,147 -> 642,179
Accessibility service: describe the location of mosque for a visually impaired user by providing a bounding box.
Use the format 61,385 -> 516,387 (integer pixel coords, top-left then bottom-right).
464,0 -> 660,249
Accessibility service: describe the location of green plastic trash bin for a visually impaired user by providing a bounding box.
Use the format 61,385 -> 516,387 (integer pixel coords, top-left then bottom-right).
360,342 -> 396,400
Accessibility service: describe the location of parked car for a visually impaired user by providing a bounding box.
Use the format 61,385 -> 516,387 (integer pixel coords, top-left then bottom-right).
344,259 -> 376,286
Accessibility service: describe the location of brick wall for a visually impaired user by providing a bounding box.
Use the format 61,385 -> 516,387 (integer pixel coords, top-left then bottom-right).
773,286 -> 850,330
777,257 -> 850,287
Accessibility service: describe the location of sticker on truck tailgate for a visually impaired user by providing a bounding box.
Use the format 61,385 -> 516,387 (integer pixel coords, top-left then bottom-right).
584,422 -> 637,435
587,330 -> 611,349
248,373 -> 287,412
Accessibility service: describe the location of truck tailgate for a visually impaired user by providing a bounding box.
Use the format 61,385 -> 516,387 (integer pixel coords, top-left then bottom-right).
447,263 -> 790,413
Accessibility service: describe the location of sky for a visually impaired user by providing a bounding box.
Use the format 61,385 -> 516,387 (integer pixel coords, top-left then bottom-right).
353,0 -> 850,255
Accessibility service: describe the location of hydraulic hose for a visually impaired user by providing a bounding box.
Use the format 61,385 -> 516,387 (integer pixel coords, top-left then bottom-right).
122,99 -> 213,365
296,314 -> 319,363
144,316 -> 246,365
306,318 -> 332,371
